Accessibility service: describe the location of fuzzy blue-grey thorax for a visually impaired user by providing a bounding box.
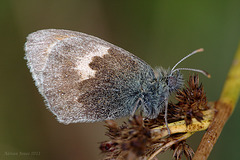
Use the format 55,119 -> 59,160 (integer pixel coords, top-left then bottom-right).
140,67 -> 184,119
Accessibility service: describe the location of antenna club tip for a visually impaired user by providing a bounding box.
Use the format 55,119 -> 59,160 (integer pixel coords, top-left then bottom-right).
203,70 -> 211,78
197,48 -> 204,52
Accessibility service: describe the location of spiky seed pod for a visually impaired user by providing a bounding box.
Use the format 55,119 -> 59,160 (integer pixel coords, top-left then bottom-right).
173,74 -> 209,125
171,140 -> 194,160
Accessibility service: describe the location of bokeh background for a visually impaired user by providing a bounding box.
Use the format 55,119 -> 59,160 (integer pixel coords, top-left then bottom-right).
1,0 -> 240,160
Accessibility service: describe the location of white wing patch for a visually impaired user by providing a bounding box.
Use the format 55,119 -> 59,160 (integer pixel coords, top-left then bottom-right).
74,45 -> 110,80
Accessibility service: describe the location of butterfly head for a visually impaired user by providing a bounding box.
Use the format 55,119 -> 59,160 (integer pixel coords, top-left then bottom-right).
156,48 -> 210,94
156,67 -> 184,94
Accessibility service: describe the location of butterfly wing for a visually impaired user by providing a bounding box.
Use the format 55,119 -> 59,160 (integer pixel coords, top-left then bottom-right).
25,29 -> 156,124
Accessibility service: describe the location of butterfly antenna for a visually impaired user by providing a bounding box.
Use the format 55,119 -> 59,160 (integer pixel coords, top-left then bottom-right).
173,68 -> 211,78
171,48 -> 211,78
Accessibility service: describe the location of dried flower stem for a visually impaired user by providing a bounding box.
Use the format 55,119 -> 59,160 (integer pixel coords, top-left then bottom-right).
193,43 -> 240,160
151,108 -> 214,141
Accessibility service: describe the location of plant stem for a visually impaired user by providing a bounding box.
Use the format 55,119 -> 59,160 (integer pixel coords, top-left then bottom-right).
193,43 -> 240,160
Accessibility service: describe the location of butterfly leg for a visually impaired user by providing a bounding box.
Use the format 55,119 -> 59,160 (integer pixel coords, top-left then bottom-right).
164,97 -> 171,135
130,97 -> 143,118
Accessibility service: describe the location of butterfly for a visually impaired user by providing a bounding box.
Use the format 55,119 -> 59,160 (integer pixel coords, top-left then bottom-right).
25,29 -> 209,133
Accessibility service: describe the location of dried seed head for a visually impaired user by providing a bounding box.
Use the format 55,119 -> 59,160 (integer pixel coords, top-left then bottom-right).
171,141 -> 194,160
173,74 -> 209,125
101,115 -> 152,159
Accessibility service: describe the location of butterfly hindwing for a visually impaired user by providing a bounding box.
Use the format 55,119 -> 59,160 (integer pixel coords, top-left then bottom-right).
25,29 -> 157,124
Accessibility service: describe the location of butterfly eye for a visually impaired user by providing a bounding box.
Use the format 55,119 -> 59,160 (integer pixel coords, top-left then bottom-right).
167,76 -> 177,87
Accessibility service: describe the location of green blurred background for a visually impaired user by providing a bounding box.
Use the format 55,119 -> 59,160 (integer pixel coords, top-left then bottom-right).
1,0 -> 240,160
